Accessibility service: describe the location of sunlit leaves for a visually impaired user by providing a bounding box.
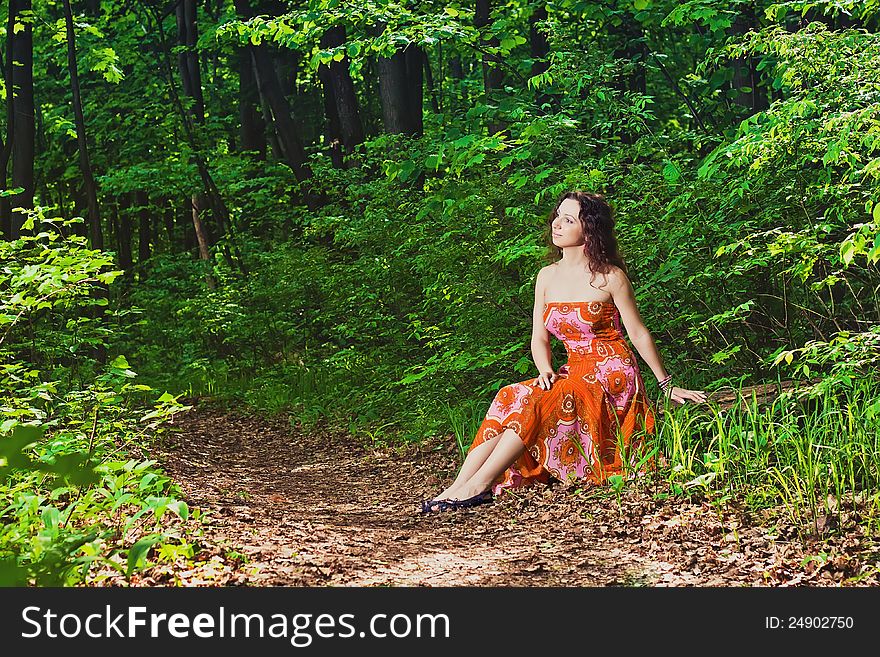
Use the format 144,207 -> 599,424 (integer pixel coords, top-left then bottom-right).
839,220 -> 880,267
661,0 -> 737,32
89,47 -> 124,83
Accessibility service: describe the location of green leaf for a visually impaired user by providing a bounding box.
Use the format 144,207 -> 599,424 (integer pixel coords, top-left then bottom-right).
662,162 -> 681,183
126,535 -> 162,577
167,500 -> 189,521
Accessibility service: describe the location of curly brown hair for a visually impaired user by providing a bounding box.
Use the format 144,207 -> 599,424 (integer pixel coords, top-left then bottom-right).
543,191 -> 629,288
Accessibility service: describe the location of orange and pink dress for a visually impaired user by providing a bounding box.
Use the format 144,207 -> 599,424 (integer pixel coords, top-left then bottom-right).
468,300 -> 658,495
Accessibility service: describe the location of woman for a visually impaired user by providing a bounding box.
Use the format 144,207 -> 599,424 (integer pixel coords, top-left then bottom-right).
421,191 -> 708,513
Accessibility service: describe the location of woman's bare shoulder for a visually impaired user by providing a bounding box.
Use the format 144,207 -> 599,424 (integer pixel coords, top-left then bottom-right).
606,264 -> 629,280
605,265 -> 634,294
537,264 -> 556,279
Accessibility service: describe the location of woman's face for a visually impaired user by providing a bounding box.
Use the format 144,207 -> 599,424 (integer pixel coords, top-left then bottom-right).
551,198 -> 584,247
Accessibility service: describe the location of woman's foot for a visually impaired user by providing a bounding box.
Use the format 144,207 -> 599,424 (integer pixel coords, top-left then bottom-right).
431,484 -> 463,502
419,490 -> 493,514
447,482 -> 491,501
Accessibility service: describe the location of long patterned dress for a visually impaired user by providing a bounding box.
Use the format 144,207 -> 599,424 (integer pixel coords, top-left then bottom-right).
468,300 -> 657,495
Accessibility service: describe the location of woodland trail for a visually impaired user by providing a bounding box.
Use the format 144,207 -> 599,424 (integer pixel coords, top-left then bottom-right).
142,400 -> 876,587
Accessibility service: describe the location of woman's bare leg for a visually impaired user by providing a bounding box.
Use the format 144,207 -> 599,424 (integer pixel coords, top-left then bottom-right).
447,428 -> 526,501
431,434 -> 500,501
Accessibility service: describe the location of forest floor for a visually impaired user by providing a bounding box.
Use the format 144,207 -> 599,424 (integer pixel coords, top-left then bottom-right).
110,399 -> 879,587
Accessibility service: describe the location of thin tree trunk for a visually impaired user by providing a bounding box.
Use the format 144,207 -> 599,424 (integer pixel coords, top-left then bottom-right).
116,196 -> 133,279
317,56 -> 345,169
63,0 -> 103,249
183,204 -> 196,254
729,8 -> 768,112
475,0 -> 506,136
191,193 -> 215,289
177,0 -> 206,121
612,9 -> 647,144
448,52 -> 464,110
135,190 -> 152,266
424,47 -> 440,115
250,45 -> 313,181
529,5 -> 557,114
252,54 -> 285,160
0,4 -> 15,239
238,46 -> 266,157
8,0 -> 35,239
274,48 -> 299,100
177,0 -> 215,269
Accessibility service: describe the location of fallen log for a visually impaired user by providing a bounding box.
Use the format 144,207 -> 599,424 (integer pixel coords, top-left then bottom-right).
660,377 -> 828,411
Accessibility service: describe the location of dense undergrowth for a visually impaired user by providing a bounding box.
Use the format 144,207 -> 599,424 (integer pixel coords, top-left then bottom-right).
4,2 -> 880,584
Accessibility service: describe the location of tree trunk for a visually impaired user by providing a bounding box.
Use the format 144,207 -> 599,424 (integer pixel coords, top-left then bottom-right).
475,0 -> 506,136
251,45 -> 314,183
612,9 -> 647,144
166,0 -> 245,273
256,65 -> 285,161
176,0 -> 217,259
405,44 -> 424,138
135,190 -> 152,266
191,192 -> 216,289
177,0 -> 206,122
375,21 -> 418,135
115,196 -> 133,279
529,5 -> 557,114
318,24 -> 365,168
317,55 -> 345,169
63,0 -> 102,250
729,9 -> 768,112
70,181 -> 88,239
447,52 -> 464,109
0,3 -> 14,239
274,48 -> 299,100
8,0 -> 35,239
238,45 -> 266,157
425,46 -> 440,114
183,203 -> 196,254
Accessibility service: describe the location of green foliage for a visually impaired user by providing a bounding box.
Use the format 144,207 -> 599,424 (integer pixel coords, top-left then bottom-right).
653,376 -> 880,544
12,0 -> 880,575
109,1 -> 879,449
1,210 -> 196,586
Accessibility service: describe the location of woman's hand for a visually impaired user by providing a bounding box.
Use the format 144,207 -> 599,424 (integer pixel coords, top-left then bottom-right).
667,386 -> 708,405
533,370 -> 558,390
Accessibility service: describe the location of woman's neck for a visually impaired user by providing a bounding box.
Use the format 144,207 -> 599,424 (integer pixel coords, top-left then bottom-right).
556,247 -> 591,270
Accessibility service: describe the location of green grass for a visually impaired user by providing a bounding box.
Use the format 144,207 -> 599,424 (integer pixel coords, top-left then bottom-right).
647,377 -> 880,544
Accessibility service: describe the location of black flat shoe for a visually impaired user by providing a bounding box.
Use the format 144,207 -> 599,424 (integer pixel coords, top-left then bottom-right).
420,498 -> 453,514
447,490 -> 493,510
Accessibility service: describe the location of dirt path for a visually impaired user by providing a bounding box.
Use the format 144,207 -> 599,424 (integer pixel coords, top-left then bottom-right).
145,400 -> 877,587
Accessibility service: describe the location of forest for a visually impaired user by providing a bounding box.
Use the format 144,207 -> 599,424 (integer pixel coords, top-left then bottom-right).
1,0 -> 878,588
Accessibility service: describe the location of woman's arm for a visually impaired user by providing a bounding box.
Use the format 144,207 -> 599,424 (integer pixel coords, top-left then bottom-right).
530,266 -> 553,375
606,268 -> 667,380
607,267 -> 707,404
